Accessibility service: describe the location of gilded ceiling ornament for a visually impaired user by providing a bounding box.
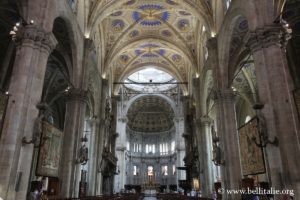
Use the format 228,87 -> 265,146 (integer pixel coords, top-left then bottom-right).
124,0 -> 136,6
129,30 -> 139,38
179,10 -> 191,16
172,54 -> 182,63
119,54 -> 130,64
111,11 -> 123,17
133,4 -> 170,26
141,53 -> 159,58
166,0 -> 179,6
111,19 -> 125,32
161,29 -> 172,37
140,43 -> 160,48
177,19 -> 190,32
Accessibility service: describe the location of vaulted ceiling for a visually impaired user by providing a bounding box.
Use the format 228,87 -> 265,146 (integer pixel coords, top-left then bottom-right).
87,0 -> 214,95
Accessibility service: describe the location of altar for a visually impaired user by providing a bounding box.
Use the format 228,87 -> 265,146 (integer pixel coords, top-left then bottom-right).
141,175 -> 160,192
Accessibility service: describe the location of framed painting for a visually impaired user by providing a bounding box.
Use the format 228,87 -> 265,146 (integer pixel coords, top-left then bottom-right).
36,121 -> 63,177
0,92 -> 9,137
238,117 -> 265,176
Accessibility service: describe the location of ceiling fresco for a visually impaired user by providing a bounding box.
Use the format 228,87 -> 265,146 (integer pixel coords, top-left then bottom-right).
88,0 -> 213,95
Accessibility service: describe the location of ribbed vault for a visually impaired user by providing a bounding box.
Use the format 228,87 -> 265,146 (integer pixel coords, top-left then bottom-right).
87,0 -> 214,95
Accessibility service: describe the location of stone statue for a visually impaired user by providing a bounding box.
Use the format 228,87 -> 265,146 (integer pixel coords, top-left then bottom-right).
211,125 -> 224,165
77,144 -> 88,165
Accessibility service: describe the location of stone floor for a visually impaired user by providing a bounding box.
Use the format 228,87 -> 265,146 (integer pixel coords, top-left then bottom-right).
143,197 -> 157,200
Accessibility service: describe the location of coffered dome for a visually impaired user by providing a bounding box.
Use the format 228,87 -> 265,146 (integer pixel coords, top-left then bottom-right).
127,95 -> 174,132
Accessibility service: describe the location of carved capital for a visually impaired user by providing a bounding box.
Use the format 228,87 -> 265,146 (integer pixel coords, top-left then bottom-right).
246,24 -> 291,53
199,116 -> 213,126
118,117 -> 128,123
84,38 -> 95,51
116,146 -> 126,151
192,77 -> 200,87
14,25 -> 57,53
206,37 -> 218,51
66,88 -> 88,103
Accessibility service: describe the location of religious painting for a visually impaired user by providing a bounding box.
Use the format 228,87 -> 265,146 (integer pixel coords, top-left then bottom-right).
193,178 -> 200,191
147,166 -> 153,176
36,121 -> 63,177
238,117 -> 265,176
0,92 -> 8,136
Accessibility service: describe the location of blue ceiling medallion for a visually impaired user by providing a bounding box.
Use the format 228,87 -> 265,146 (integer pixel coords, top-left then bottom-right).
159,49 -> 166,55
166,0 -> 179,5
135,49 -> 142,55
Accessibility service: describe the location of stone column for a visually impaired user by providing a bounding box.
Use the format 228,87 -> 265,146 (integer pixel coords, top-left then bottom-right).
247,24 -> 300,197
198,116 -> 214,197
60,88 -> 87,198
114,115 -> 127,193
87,118 -> 99,196
215,89 -> 242,200
0,25 -> 57,200
174,117 -> 186,182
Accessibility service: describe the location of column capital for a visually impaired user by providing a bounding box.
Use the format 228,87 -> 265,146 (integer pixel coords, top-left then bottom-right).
66,88 -> 88,103
174,116 -> 184,123
118,117 -> 128,123
206,37 -> 218,50
192,77 -> 200,87
14,25 -> 57,53
246,24 -> 291,53
84,38 -> 95,51
199,116 -> 213,126
116,146 -> 126,151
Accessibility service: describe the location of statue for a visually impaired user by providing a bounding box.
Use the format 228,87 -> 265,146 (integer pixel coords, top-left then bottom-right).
77,144 -> 88,165
211,125 -> 224,165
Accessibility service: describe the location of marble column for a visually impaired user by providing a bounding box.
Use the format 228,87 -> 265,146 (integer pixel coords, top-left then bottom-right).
247,24 -> 300,197
215,89 -> 242,200
198,116 -> 214,197
59,88 -> 87,198
0,25 -> 57,200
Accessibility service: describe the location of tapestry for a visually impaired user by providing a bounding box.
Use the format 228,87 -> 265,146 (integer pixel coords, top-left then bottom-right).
238,118 -> 265,175
0,92 -> 8,135
36,121 -> 63,177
